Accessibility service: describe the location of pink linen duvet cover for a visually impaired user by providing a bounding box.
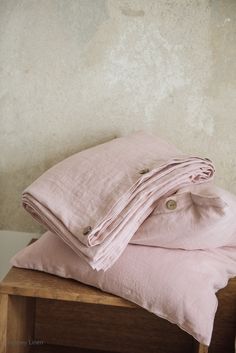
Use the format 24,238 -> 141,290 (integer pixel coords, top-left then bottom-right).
12,131 -> 236,346
22,131 -> 217,271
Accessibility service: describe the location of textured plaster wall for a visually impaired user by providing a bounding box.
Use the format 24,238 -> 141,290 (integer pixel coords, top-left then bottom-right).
0,0 -> 236,231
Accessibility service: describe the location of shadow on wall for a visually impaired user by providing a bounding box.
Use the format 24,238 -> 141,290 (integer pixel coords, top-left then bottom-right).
0,132 -> 118,232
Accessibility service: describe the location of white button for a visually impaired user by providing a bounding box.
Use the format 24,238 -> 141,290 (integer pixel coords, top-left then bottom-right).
83,226 -> 92,235
165,199 -> 177,210
139,168 -> 150,174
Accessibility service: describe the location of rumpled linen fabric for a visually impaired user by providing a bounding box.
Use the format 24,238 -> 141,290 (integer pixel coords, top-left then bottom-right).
132,183 -> 236,249
22,131 -> 216,271
15,131 -> 236,346
11,231 -> 236,346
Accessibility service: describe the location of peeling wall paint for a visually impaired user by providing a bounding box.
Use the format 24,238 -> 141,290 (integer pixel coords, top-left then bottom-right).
0,0 -> 236,231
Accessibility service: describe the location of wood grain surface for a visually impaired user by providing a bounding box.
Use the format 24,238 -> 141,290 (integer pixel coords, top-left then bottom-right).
0,294 -> 8,353
0,266 -> 135,308
29,344 -> 119,353
35,298 -> 194,353
195,345 -> 209,353
0,294 -> 35,353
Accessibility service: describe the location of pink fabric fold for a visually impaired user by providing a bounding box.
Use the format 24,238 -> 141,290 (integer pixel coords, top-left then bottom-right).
131,184 -> 236,249
22,131 -> 215,270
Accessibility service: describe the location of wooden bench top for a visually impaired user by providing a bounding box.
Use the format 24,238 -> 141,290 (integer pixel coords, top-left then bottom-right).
0,238 -> 136,307
0,263 -> 136,308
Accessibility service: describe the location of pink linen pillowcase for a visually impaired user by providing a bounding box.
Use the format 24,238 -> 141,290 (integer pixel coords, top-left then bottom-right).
131,183 -> 236,249
10,231 -> 236,346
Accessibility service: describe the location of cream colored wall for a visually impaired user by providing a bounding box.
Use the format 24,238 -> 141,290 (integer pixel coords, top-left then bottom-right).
0,0 -> 236,232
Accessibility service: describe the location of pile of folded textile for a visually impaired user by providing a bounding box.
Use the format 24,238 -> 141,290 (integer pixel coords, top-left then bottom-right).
11,131 -> 236,346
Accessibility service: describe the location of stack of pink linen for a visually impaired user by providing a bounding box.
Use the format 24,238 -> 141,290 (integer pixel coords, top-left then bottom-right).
11,131 -> 236,346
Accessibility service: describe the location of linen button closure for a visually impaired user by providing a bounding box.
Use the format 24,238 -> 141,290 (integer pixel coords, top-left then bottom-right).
83,226 -> 92,236
165,199 -> 177,210
139,168 -> 150,174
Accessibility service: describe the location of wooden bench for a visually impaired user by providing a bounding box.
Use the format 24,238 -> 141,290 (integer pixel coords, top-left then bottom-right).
0,242 -> 235,353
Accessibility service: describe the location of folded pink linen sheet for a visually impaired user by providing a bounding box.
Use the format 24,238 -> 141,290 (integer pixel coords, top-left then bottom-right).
11,231 -> 236,346
22,131 -> 215,271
